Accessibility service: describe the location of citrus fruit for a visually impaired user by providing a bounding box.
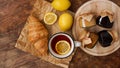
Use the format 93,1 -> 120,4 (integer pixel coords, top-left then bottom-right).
58,13 -> 73,31
51,0 -> 71,11
55,40 -> 70,55
44,12 -> 57,25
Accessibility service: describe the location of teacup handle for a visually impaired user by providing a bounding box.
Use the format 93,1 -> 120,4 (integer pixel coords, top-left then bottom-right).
74,41 -> 81,47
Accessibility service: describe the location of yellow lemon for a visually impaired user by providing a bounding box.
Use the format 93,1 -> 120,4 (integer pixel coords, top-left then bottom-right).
44,12 -> 57,25
51,0 -> 71,11
55,40 -> 70,55
58,13 -> 73,31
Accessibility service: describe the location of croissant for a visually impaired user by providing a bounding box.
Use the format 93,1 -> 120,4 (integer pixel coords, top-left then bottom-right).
27,15 -> 48,56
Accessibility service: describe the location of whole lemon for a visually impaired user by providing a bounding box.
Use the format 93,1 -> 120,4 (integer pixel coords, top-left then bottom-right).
58,13 -> 73,31
51,0 -> 71,11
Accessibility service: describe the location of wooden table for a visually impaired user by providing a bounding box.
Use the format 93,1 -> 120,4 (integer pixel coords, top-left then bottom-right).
0,0 -> 120,68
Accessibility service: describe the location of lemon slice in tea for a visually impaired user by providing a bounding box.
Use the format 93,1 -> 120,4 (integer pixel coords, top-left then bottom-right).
44,12 -> 57,25
55,40 -> 70,55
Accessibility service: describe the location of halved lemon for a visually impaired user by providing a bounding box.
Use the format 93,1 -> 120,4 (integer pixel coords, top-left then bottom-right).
55,40 -> 70,55
44,12 -> 57,25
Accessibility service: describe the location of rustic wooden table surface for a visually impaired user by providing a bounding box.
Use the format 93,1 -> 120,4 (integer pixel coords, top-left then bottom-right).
0,0 -> 120,68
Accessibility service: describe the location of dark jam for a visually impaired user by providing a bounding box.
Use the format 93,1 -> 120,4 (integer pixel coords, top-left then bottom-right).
98,30 -> 113,47
96,16 -> 113,28
51,35 -> 71,53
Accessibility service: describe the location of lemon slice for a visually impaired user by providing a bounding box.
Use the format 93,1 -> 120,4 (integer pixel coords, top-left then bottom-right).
44,12 -> 57,25
55,40 -> 70,55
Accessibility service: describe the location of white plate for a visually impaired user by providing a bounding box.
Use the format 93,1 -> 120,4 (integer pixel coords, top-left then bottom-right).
72,0 -> 120,56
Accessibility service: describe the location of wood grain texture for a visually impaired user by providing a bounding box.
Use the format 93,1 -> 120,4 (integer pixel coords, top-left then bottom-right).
0,0 -> 120,68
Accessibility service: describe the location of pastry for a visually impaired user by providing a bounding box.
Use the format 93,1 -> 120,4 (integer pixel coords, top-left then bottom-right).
78,13 -> 96,28
82,32 -> 98,48
96,11 -> 114,28
98,30 -> 118,47
27,15 -> 48,56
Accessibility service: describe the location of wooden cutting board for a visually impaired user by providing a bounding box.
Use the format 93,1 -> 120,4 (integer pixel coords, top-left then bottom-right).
72,0 -> 120,56
15,0 -> 75,68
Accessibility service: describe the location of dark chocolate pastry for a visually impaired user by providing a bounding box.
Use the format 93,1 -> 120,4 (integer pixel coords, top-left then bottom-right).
96,16 -> 113,28
96,11 -> 114,28
98,30 -> 113,47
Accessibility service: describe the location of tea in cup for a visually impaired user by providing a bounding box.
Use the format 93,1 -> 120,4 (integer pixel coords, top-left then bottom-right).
48,32 -> 81,58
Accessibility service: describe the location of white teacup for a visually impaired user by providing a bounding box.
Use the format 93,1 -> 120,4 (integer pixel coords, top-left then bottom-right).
48,32 -> 81,58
